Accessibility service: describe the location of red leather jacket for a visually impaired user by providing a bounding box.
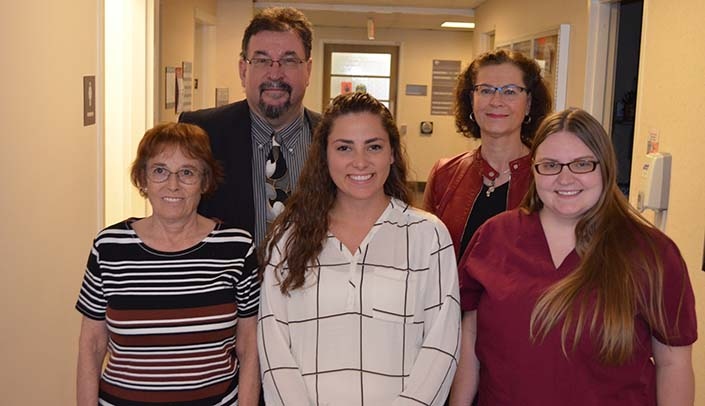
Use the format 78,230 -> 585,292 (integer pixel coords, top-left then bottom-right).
423,147 -> 533,259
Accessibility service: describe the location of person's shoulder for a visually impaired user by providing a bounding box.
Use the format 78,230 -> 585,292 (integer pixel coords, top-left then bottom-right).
391,199 -> 449,231
304,107 -> 321,120
179,100 -> 249,123
634,222 -> 683,259
209,222 -> 254,244
304,107 -> 322,128
430,149 -> 477,176
100,218 -> 138,232
92,218 -> 139,245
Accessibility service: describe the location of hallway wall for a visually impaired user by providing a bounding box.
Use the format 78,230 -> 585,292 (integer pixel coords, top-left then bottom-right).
159,0 -> 252,124
635,2 -> 705,402
159,0 -> 218,122
0,1 -> 100,404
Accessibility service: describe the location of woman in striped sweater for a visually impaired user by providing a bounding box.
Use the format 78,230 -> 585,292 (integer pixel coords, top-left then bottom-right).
76,123 -> 261,405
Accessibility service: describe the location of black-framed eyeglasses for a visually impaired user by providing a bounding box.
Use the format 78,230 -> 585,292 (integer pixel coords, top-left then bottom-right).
533,159 -> 600,176
147,166 -> 201,185
244,56 -> 305,70
472,84 -> 529,101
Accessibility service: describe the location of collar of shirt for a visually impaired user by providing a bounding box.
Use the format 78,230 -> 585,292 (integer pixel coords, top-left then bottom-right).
250,111 -> 305,150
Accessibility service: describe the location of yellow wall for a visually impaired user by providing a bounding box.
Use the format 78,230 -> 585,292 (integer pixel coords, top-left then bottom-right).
214,0 -> 251,104
0,1 -> 99,404
309,27 -> 477,182
635,1 -> 705,402
159,0 -> 218,122
159,0 -> 252,123
473,0 -> 589,109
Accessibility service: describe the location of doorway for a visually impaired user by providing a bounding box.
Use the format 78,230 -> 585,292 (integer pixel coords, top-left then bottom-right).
103,0 -> 156,225
193,9 -> 217,111
322,43 -> 399,115
609,0 -> 643,196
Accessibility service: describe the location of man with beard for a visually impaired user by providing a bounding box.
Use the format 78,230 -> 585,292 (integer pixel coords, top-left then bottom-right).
180,7 -> 320,245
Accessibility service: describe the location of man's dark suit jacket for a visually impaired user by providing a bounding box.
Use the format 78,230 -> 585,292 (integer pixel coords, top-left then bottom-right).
180,99 -> 321,238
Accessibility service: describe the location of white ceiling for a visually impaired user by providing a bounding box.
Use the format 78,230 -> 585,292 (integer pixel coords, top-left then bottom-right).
254,1 -> 486,31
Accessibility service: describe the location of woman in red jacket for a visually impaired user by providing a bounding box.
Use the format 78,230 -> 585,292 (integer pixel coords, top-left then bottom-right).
424,49 -> 552,260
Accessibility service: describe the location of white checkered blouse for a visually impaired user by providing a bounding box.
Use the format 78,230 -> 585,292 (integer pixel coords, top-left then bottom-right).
258,199 -> 461,405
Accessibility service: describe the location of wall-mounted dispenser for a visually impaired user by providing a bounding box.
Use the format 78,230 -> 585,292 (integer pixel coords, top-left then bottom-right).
636,152 -> 672,230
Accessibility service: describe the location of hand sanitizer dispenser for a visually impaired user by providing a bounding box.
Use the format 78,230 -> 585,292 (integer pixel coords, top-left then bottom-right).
636,152 -> 671,231
636,152 -> 672,211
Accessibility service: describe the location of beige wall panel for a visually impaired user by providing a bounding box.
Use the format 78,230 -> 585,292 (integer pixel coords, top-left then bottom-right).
159,0 -> 252,122
0,1 -> 99,404
635,1 -> 705,402
214,0 -> 251,104
159,0 -> 218,122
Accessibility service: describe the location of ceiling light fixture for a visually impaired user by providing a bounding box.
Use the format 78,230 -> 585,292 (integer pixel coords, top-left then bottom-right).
367,18 -> 375,40
441,22 -> 475,29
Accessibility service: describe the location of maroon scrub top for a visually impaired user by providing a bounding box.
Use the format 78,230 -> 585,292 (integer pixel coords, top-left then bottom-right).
459,210 -> 697,406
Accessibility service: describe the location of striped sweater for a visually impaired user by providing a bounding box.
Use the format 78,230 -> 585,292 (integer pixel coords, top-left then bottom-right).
76,219 -> 260,405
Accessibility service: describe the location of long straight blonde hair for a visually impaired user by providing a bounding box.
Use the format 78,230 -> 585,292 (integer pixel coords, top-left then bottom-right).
522,108 -> 687,365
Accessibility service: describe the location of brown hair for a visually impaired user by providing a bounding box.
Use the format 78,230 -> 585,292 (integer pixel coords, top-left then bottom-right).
260,92 -> 411,294
455,49 -> 552,145
241,7 -> 314,60
130,122 -> 223,198
523,108 -> 681,365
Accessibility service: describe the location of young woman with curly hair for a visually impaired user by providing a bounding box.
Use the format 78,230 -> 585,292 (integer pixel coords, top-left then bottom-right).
258,92 -> 461,405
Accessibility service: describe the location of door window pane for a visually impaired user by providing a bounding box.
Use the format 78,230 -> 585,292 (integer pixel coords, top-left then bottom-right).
329,76 -> 390,100
331,52 -> 391,76
323,44 -> 398,115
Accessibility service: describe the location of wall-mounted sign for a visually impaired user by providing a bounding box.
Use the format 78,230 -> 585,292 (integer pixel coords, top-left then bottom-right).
165,67 -> 175,109
405,84 -> 427,96
83,75 -> 95,126
431,60 -> 461,116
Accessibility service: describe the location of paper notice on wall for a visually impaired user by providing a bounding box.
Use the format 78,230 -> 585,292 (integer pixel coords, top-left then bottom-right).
215,88 -> 229,107
175,67 -> 184,113
180,61 -> 193,113
647,128 -> 659,153
165,67 -> 175,109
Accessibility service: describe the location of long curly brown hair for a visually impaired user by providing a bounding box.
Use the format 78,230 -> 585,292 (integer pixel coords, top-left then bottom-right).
455,49 -> 552,146
259,92 -> 411,294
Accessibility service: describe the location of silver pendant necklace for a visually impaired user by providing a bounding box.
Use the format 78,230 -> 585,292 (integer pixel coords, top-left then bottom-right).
485,168 -> 511,197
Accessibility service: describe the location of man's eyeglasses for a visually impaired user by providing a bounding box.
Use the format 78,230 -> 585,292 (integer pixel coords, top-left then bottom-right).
472,84 -> 529,101
147,166 -> 201,185
244,56 -> 305,70
533,159 -> 600,176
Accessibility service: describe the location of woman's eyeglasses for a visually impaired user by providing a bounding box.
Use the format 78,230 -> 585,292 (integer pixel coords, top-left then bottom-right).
472,84 -> 529,101
533,159 -> 600,176
147,166 -> 201,185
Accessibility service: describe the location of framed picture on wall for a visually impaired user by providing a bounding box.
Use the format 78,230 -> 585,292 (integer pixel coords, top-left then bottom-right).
496,24 -> 570,110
